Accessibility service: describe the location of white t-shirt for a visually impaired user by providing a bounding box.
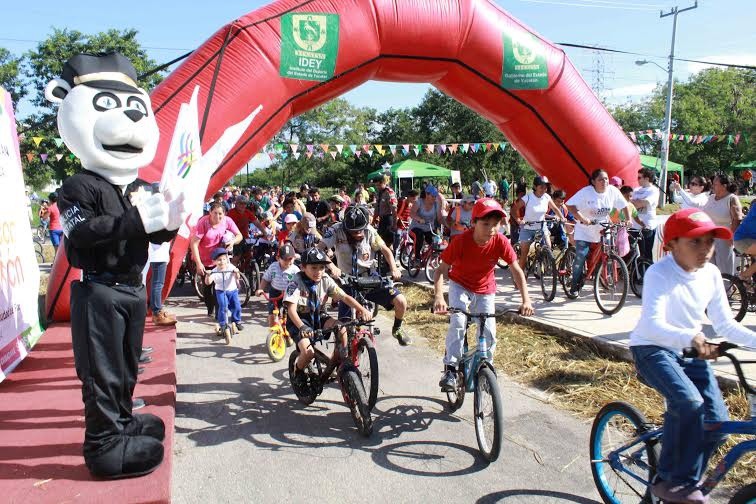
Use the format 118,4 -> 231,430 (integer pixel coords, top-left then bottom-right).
566,185 -> 627,243
632,185 -> 659,230
630,254 -> 756,352
262,261 -> 300,291
209,264 -> 239,292
521,191 -> 552,230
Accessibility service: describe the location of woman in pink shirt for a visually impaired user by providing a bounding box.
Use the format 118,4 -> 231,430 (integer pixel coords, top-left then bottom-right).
190,202 -> 242,316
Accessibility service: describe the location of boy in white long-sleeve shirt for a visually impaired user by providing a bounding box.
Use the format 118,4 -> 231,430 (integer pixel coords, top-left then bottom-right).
630,208 -> 756,504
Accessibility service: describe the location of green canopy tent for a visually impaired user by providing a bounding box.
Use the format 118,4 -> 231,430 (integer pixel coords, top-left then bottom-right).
366,160 -> 454,194
729,160 -> 756,171
640,154 -> 684,183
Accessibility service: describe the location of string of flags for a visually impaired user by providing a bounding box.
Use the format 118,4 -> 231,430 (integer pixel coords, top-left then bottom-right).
628,130 -> 743,145
16,130 -> 746,164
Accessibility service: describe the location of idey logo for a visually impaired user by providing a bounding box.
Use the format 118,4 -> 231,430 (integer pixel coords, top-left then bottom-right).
176,132 -> 196,179
293,14 -> 327,52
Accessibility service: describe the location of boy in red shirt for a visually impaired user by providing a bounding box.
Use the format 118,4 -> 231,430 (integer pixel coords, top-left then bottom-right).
433,198 -> 534,391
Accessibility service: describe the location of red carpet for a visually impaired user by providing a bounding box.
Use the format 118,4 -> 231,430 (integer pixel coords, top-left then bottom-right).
0,322 -> 176,503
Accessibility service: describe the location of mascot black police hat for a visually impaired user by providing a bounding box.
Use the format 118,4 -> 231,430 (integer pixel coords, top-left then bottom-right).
61,53 -> 140,93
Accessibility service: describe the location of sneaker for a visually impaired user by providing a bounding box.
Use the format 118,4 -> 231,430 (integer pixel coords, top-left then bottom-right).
152,309 -> 177,326
133,397 -> 146,410
285,336 -> 295,347
392,327 -> 412,346
439,370 -> 457,392
651,480 -> 708,504
234,322 -> 244,332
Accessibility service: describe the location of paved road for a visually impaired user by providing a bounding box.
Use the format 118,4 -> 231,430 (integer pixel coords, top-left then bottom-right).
169,285 -> 604,504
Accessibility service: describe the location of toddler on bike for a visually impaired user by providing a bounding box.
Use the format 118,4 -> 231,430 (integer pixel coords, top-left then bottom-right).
205,248 -> 243,333
432,198 -> 534,391
630,208 -> 756,504
285,248 -> 372,385
257,242 -> 299,333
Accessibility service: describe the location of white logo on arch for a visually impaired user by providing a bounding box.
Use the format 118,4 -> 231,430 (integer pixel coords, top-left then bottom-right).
293,14 -> 328,52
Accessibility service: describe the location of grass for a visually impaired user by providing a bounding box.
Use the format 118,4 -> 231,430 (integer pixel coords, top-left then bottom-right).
401,283 -> 755,488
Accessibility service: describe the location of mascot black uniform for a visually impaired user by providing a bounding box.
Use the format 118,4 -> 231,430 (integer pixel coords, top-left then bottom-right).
45,53 -> 187,479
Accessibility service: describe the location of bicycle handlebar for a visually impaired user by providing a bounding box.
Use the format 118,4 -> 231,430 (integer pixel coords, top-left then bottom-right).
301,319 -> 373,341
340,273 -> 399,290
683,342 -> 756,395
430,306 -> 521,318
259,291 -> 284,303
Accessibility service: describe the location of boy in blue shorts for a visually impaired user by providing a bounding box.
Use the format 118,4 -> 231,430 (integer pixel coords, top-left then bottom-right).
285,248 -> 372,384
630,208 -> 756,503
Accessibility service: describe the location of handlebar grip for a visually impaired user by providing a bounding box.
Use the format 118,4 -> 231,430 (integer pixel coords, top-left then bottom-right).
683,341 -> 740,359
682,348 -> 699,359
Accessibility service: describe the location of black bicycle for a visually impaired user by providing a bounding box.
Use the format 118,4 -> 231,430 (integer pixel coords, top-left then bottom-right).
288,319 -> 374,437
624,228 -> 653,298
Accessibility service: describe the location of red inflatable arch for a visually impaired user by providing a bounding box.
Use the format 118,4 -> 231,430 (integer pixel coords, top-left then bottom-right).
46,0 -> 639,321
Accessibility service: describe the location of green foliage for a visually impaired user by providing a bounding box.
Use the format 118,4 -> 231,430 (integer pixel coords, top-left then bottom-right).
0,48 -> 26,105
609,68 -> 755,177
6,28 -> 166,190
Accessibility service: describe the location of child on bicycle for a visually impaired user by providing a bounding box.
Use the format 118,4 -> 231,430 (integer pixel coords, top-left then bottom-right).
432,198 -> 534,391
630,208 -> 756,504
285,248 -> 372,385
205,247 -> 243,333
256,242 -> 299,338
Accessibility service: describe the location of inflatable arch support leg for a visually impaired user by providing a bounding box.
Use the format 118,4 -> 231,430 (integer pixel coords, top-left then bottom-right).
46,0 -> 639,322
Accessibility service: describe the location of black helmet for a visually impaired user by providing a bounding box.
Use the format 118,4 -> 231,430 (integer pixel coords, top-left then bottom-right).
343,204 -> 369,232
533,176 -> 550,187
300,247 -> 331,265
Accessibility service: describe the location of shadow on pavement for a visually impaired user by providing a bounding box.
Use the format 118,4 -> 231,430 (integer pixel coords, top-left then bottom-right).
477,489 -> 601,503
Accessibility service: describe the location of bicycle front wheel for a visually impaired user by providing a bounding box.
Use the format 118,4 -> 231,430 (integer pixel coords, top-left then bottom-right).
590,401 -> 658,504
247,261 -> 261,296
629,258 -> 653,298
425,253 -> 441,284
266,328 -> 286,362
193,273 -> 205,301
559,247 -> 577,296
340,368 -> 373,437
238,273 -> 251,308
538,250 -> 557,302
729,482 -> 756,504
721,273 -> 748,322
474,366 -> 504,463
399,243 -> 412,269
356,337 -> 379,411
593,253 -> 628,315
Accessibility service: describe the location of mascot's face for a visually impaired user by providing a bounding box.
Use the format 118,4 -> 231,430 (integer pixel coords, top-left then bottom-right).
45,79 -> 159,185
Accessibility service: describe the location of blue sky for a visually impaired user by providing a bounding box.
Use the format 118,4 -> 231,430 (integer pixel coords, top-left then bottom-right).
3,0 -> 754,171
3,0 -> 754,113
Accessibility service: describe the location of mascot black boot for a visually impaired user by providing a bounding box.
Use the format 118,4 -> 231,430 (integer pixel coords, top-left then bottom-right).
46,53 -> 186,479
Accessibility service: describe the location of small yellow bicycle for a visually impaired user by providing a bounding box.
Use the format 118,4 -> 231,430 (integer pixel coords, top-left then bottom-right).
261,291 -> 292,362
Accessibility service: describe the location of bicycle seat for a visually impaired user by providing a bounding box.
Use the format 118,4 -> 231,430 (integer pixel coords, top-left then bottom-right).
351,276 -> 382,290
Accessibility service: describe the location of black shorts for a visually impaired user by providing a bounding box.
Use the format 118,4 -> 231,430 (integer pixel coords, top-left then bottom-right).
266,287 -> 284,314
286,312 -> 335,345
338,286 -> 400,320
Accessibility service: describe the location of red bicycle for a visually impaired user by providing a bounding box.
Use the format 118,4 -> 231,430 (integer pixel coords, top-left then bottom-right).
564,221 -> 629,315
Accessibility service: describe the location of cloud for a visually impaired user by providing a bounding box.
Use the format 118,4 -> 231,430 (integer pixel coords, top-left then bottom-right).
686,53 -> 756,74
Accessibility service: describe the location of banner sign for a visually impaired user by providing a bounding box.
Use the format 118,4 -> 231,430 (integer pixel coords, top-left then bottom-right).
502,32 -> 549,90
0,87 -> 42,383
280,12 -> 340,82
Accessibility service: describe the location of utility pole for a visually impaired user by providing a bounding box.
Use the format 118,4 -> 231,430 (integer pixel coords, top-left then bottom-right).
657,1 -> 698,208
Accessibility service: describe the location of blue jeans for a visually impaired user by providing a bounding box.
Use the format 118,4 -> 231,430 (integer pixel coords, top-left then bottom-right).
570,239 -> 593,292
49,229 -> 63,248
215,289 -> 241,327
631,345 -> 729,486
149,262 -> 167,314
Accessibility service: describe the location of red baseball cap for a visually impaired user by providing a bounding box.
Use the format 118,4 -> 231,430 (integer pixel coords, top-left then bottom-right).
663,208 -> 732,246
472,198 -> 505,220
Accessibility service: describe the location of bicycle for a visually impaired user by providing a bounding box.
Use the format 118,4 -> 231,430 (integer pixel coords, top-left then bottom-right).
406,227 -> 447,282
434,306 -> 520,462
589,341 -> 755,504
624,227 -> 654,299
288,319 -> 374,437
565,221 -> 629,315
33,239 -> 45,264
519,221 -> 558,301
720,251 -> 753,322
194,265 -> 251,308
339,273 -> 391,410
396,221 -> 414,269
259,291 -> 292,362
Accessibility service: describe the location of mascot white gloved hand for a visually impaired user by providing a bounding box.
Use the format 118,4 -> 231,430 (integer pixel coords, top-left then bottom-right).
45,52 -> 179,480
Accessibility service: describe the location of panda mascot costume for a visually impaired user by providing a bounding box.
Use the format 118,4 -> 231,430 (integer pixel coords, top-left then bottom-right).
45,53 -> 187,479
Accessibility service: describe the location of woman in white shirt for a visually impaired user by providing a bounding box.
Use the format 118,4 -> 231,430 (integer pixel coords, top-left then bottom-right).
702,174 -> 742,275
631,168 -> 660,261
512,176 -> 562,272
671,175 -> 710,209
565,169 -> 629,297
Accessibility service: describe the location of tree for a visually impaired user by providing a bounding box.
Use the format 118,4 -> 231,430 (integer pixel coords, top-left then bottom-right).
0,48 -> 25,105
18,28 -> 165,190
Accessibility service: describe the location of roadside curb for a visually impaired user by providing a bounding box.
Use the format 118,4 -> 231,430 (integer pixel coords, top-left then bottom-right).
403,278 -> 743,391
